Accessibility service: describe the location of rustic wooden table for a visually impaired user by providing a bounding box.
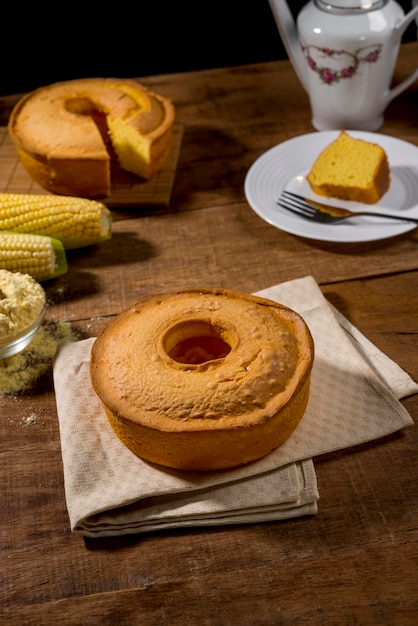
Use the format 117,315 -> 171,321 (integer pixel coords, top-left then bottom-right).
1,43 -> 417,626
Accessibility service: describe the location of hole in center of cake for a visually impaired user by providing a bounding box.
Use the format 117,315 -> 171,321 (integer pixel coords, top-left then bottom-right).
164,320 -> 232,365
65,97 -> 100,116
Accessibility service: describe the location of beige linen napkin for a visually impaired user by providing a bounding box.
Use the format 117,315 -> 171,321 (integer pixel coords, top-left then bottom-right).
53,276 -> 417,537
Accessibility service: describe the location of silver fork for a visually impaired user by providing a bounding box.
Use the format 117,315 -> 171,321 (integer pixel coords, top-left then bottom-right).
277,191 -> 418,225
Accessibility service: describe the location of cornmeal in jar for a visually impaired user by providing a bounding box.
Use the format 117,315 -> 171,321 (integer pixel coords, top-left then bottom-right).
0,270 -> 46,340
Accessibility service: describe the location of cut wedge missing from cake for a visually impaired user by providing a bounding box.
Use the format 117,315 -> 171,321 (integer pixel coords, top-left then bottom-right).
7,78 -> 175,199
306,131 -> 390,204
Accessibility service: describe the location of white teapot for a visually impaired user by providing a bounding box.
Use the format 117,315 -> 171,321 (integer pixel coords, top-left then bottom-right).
268,0 -> 418,130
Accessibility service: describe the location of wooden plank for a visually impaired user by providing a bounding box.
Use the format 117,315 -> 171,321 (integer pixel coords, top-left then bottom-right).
36,205 -> 418,324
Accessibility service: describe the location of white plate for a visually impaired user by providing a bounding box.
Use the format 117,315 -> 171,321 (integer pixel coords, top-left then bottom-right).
244,131 -> 418,243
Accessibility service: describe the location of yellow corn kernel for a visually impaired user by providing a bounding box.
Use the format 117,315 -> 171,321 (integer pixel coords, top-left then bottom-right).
0,232 -> 67,281
0,193 -> 112,249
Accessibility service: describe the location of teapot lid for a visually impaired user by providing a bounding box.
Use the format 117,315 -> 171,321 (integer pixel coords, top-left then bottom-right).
315,0 -> 388,13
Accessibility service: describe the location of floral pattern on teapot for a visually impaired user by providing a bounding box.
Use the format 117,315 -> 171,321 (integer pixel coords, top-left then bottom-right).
302,44 -> 382,84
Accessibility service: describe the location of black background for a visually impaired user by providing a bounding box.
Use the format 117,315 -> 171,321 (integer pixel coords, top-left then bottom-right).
2,1 -> 416,96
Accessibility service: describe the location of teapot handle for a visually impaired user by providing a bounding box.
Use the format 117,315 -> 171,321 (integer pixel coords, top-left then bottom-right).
385,6 -> 418,106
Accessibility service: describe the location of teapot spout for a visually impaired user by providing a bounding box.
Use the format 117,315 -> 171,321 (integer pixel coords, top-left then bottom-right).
268,0 -> 308,90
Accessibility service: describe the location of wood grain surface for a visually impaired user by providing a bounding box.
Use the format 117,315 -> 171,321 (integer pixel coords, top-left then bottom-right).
1,42 -> 417,626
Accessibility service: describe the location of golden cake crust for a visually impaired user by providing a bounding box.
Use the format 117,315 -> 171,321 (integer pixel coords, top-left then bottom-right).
8,78 -> 175,197
90,288 -> 314,471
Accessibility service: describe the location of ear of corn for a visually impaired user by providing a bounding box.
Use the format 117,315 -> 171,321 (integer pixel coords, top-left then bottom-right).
0,193 -> 112,249
0,232 -> 68,281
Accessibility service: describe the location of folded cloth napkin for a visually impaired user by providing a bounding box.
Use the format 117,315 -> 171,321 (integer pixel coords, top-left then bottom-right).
53,276 -> 417,537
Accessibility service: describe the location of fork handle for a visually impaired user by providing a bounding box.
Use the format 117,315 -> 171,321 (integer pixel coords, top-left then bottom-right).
360,212 -> 418,224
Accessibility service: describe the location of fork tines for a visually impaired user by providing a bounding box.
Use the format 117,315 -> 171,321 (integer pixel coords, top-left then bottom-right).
277,191 -> 317,218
